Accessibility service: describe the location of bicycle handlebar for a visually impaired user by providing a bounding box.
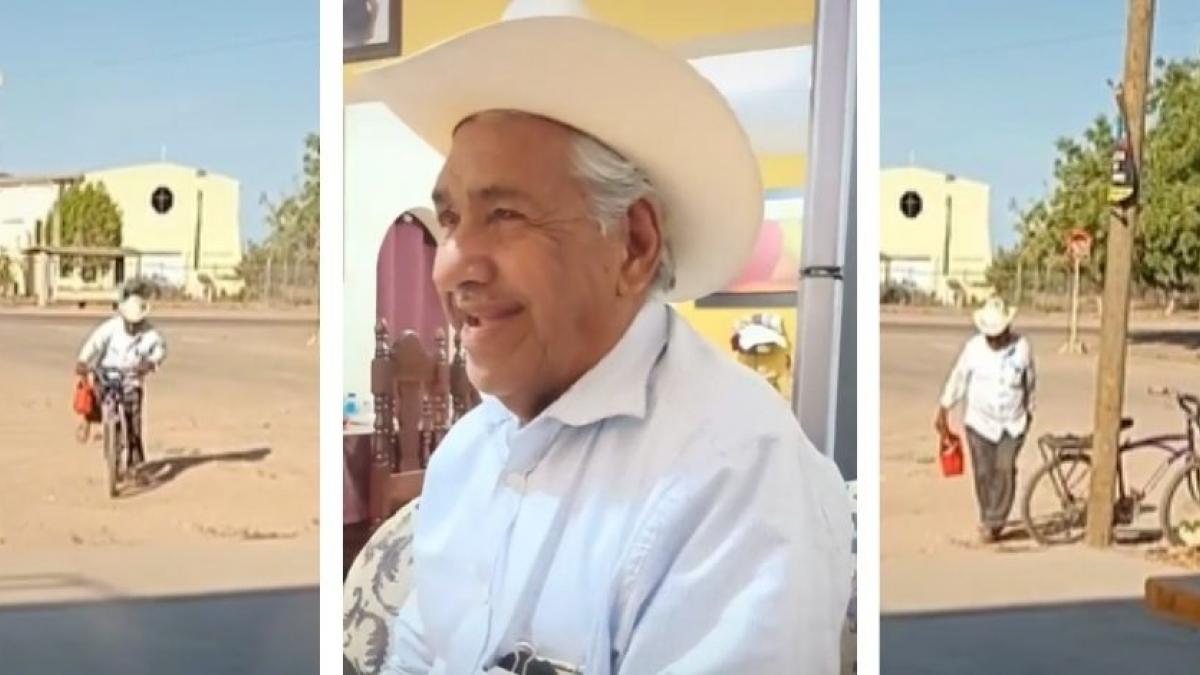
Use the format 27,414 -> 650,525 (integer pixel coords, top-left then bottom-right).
1148,386 -> 1200,423
1179,393 -> 1200,422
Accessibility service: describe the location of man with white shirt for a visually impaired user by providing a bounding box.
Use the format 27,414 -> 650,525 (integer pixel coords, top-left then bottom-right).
936,297 -> 1036,543
353,15 -> 853,675
75,281 -> 167,465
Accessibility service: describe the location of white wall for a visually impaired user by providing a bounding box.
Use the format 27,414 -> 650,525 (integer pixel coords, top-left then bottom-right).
343,102 -> 447,401
0,184 -> 57,252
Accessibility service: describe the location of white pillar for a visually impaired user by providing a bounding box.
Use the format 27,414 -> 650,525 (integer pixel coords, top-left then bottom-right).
794,0 -> 855,477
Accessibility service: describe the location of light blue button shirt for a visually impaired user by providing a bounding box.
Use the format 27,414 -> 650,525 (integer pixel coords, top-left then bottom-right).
384,301 -> 853,674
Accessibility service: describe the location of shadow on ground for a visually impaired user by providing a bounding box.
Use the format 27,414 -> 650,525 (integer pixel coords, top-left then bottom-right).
0,573 -> 121,600
883,596 -> 1200,674
1129,328 -> 1200,353
121,446 -> 272,496
0,585 -> 316,674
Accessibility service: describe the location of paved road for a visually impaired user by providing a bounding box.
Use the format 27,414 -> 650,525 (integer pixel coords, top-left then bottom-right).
0,587 -> 317,675
883,597 -> 1200,674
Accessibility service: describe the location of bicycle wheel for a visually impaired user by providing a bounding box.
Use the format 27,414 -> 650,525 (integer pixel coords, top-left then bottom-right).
103,411 -> 120,498
1159,458 -> 1200,547
1022,454 -> 1092,545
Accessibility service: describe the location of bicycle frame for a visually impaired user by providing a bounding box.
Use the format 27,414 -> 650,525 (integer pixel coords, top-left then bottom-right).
1036,394 -> 1200,510
1117,433 -> 1195,502
94,369 -> 131,426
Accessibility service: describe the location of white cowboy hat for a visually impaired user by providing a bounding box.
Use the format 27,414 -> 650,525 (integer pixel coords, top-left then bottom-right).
973,297 -> 1016,337
347,16 -> 763,302
736,323 -> 788,352
118,294 -> 149,323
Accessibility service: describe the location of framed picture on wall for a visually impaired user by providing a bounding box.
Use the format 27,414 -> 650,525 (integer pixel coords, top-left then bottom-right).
344,0 -> 402,63
696,189 -> 804,307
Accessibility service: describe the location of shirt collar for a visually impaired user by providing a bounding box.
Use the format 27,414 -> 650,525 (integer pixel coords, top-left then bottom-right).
478,300 -> 670,430
543,300 -> 670,428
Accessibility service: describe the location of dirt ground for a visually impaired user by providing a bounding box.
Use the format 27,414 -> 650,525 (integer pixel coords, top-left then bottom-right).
882,313 -> 1200,563
881,311 -> 1200,672
0,310 -> 318,596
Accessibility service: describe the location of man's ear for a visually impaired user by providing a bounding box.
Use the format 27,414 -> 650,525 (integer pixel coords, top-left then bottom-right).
616,198 -> 662,297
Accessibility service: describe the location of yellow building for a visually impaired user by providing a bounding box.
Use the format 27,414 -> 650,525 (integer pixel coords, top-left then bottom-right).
88,162 -> 243,298
0,162 -> 243,301
343,0 -> 813,400
880,166 -> 993,305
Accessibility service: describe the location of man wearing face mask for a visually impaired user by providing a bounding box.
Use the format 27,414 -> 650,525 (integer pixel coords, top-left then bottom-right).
354,15 -> 853,675
75,280 -> 167,467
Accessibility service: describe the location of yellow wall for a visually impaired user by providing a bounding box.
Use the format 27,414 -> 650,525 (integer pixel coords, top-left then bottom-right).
87,162 -> 242,294
880,166 -> 992,303
346,0 -> 812,79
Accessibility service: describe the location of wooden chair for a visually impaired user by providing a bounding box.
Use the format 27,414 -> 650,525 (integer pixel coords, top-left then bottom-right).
368,320 -> 480,531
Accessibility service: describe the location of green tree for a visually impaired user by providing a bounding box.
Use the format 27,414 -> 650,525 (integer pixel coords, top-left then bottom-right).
45,181 -> 123,275
239,133 -> 319,301
996,52 -> 1200,313
1138,56 -> 1200,311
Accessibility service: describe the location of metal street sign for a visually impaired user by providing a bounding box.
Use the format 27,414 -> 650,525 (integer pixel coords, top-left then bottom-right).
1067,228 -> 1093,260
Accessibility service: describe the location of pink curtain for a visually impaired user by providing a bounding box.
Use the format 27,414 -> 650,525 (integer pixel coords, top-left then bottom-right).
376,218 -> 445,351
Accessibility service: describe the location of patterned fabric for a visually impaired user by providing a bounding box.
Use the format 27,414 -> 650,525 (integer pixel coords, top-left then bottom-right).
344,501 -> 419,675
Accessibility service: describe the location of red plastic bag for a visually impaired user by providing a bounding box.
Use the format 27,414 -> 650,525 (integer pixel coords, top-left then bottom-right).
939,429 -> 964,477
73,376 -> 95,417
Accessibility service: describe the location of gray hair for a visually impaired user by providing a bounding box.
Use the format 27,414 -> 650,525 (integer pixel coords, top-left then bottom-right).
457,110 -> 676,294
567,130 -> 676,295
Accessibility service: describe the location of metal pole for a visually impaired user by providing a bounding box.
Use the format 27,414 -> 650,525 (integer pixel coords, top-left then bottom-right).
1069,256 -> 1081,350
1086,0 -> 1155,547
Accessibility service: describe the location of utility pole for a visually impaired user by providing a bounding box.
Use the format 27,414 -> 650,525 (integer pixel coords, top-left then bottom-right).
1086,0 -> 1155,547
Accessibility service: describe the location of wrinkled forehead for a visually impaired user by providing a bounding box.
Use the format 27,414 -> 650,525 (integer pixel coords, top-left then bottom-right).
434,111 -> 580,199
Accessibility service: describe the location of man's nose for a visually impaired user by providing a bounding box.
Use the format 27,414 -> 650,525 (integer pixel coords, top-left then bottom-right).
432,224 -> 497,294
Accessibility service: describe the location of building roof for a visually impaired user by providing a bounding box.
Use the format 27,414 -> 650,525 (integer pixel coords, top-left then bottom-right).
882,165 -> 987,189
0,173 -> 84,188
23,244 -> 142,258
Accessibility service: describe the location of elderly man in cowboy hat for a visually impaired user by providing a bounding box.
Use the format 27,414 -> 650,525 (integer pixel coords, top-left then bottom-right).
75,280 -> 167,465
936,297 -> 1036,543
352,14 -> 852,675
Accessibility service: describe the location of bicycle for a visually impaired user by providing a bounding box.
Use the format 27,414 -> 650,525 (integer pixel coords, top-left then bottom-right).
93,366 -> 144,498
1021,388 -> 1200,546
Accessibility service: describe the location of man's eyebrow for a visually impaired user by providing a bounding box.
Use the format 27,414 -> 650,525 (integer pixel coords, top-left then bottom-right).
475,185 -> 531,202
432,185 -> 534,208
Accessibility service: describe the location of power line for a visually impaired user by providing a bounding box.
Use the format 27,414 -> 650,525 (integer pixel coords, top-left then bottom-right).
883,19 -> 1200,70
9,32 -> 318,80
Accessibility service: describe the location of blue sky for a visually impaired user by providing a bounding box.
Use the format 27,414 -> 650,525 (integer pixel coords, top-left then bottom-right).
883,1 -> 1200,250
0,0 -> 317,243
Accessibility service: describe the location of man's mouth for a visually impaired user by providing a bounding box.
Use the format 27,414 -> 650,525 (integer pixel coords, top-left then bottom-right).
457,304 -> 524,336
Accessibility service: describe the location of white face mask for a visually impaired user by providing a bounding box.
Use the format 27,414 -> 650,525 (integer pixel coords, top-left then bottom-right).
118,296 -> 148,323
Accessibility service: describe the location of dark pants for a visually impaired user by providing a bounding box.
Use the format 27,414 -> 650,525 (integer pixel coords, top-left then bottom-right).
965,427 -> 1025,529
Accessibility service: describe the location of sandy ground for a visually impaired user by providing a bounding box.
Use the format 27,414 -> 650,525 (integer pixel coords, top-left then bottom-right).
882,315 -> 1200,562
881,312 -> 1200,672
0,312 -> 319,596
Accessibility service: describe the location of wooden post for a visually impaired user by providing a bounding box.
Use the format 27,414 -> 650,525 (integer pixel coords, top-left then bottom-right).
369,320 -> 395,531
1015,254 -> 1024,306
1086,0 -> 1155,547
